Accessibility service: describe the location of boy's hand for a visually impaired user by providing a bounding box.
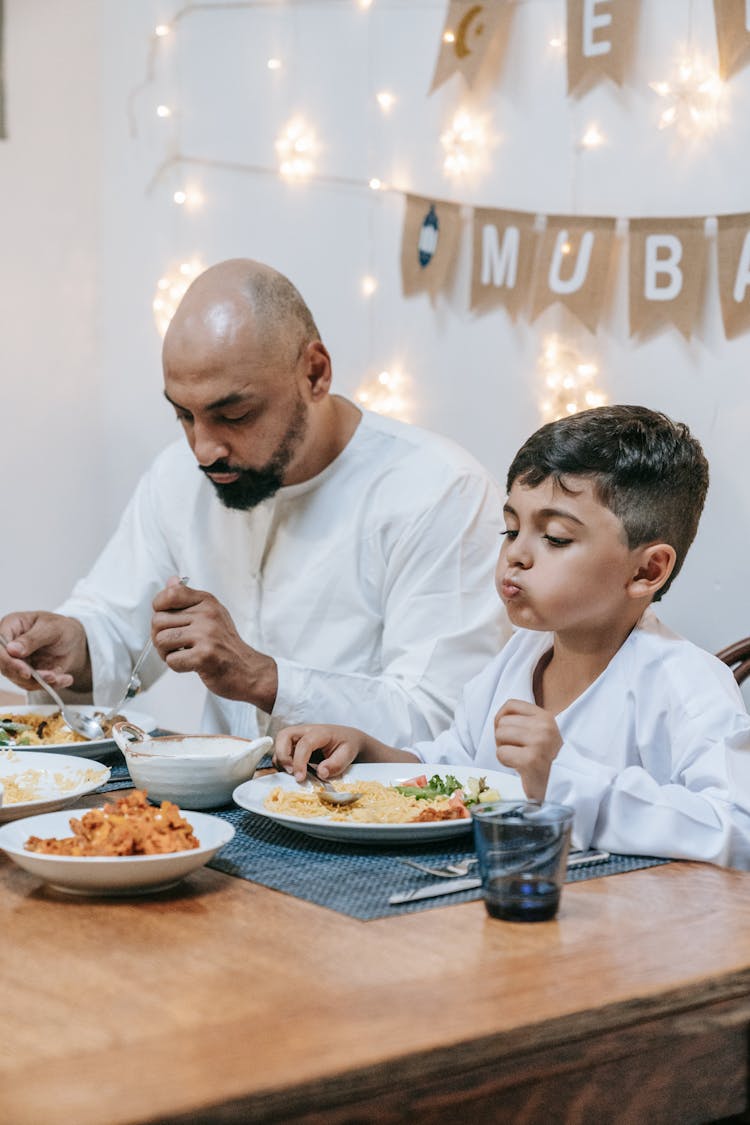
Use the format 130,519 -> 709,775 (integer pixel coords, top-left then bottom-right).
494,699 -> 563,800
273,725 -> 372,782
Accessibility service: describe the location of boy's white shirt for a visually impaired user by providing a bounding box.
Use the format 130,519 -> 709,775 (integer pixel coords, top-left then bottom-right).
412,610 -> 750,869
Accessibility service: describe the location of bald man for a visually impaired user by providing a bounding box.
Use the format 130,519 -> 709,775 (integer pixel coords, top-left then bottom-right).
0,260 -> 508,745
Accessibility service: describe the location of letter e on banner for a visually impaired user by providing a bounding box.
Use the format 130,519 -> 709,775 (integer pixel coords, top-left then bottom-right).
583,0 -> 612,57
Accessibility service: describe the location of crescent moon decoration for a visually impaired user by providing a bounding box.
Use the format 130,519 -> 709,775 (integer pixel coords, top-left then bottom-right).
453,4 -> 485,60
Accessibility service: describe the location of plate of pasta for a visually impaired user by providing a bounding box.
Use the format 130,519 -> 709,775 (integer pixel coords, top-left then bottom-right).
0,705 -> 157,759
233,763 -> 525,843
0,749 -> 110,823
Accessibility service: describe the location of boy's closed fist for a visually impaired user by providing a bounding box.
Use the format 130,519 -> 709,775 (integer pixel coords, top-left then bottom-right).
494,699 -> 563,800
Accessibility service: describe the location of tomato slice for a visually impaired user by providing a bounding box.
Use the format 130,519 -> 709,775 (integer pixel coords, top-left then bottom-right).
401,774 -> 428,788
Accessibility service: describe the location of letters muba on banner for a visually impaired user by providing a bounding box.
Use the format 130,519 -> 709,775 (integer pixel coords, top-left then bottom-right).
401,196 -> 750,342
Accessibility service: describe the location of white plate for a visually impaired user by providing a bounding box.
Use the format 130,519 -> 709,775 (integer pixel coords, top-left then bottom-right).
0,751 -> 110,822
0,705 -> 157,760
0,806 -> 235,895
233,763 -> 525,844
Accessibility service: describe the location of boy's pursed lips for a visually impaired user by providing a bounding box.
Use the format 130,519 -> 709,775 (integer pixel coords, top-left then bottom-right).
501,573 -> 524,599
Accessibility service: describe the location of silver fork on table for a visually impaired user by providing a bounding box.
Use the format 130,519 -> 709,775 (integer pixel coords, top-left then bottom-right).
397,850 -> 611,879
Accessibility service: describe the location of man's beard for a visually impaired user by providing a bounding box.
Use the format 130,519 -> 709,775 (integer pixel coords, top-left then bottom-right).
200,396 -> 308,511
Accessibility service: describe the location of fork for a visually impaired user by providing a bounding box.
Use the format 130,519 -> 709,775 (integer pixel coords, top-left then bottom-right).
102,576 -> 189,721
397,850 -> 611,879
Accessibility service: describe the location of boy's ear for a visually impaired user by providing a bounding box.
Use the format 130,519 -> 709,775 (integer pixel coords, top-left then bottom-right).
628,543 -> 677,601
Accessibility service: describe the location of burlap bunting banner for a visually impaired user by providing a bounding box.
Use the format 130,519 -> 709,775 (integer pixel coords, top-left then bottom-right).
403,202 -> 750,342
566,0 -> 638,96
713,0 -> 750,79
470,208 -> 538,319
718,213 -> 750,340
530,215 -> 616,332
430,1 -> 508,92
401,194 -> 461,298
629,218 -> 707,340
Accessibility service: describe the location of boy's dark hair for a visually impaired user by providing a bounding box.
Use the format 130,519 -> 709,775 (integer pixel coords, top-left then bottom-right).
506,404 -> 709,601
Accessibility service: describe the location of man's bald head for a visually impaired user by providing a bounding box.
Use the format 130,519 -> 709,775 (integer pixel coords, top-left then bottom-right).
164,259 -> 321,368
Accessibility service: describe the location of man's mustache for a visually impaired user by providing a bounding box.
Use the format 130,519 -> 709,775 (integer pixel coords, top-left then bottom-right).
199,460 -> 244,476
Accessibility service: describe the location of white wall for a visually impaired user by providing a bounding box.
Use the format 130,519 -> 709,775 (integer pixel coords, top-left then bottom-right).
2,0 -> 750,728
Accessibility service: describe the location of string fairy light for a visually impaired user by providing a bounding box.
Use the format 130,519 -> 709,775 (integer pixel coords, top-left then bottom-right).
354,369 -> 411,421
440,110 -> 490,178
579,123 -> 606,149
650,53 -> 725,137
152,260 -> 204,337
275,117 -> 318,180
537,335 -> 607,423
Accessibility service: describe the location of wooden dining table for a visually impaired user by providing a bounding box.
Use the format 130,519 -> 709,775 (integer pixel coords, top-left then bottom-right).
3,787 -> 750,1125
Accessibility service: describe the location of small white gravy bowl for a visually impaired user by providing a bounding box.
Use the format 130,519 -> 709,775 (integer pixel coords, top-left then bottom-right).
112,721 -> 272,809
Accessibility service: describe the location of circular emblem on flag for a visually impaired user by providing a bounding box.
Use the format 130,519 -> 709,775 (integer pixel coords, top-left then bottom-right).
418,204 -> 439,268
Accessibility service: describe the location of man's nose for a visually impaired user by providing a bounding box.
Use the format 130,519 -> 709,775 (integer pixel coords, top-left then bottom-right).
192,419 -> 230,466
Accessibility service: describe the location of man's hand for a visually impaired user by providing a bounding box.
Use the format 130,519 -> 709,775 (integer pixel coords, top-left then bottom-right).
151,579 -> 278,711
273,724 -> 414,782
0,612 -> 91,693
494,698 -> 563,800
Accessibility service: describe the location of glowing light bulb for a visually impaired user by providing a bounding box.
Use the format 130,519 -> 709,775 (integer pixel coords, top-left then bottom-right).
173,190 -> 187,205
443,30 -> 455,44
368,177 -> 384,191
152,261 -> 203,337
537,335 -> 606,423
267,58 -> 282,71
548,35 -> 565,51
376,90 -> 396,113
156,104 -> 172,118
354,369 -> 412,420
580,123 -> 605,149
275,118 -> 317,180
361,275 -> 378,297
440,110 -> 489,178
155,24 -> 170,37
650,52 -> 725,137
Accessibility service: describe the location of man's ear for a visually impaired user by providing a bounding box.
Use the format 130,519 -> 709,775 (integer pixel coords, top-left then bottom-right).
300,341 -> 332,401
628,543 -> 677,601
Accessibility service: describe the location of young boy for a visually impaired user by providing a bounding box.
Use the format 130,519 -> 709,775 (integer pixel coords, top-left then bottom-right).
274,405 -> 750,868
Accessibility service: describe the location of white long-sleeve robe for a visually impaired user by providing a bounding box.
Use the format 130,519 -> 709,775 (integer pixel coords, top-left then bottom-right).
55,408 -> 509,745
412,611 -> 750,868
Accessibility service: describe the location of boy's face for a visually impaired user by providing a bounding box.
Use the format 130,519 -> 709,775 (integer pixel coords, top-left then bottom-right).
496,475 -> 645,638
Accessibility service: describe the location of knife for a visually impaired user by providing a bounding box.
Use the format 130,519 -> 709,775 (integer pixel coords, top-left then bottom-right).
388,851 -> 611,905
389,876 -> 481,905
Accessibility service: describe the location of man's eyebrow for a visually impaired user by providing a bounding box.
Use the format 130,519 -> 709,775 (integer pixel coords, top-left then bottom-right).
163,390 -> 254,412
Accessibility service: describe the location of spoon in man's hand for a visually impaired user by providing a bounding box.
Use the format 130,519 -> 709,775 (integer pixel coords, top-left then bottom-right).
0,633 -> 105,741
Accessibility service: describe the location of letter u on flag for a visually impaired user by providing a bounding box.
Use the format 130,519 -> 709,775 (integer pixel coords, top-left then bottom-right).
430,1 -> 509,92
714,0 -> 750,79
530,216 -> 616,332
629,218 -> 708,340
566,0 -> 639,96
401,195 -> 462,298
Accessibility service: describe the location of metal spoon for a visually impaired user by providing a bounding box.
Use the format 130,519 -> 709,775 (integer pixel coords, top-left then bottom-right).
0,633 -> 105,741
306,764 -> 362,807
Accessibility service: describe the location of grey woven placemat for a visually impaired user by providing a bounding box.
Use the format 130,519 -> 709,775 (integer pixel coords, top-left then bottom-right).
98,764 -> 669,920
